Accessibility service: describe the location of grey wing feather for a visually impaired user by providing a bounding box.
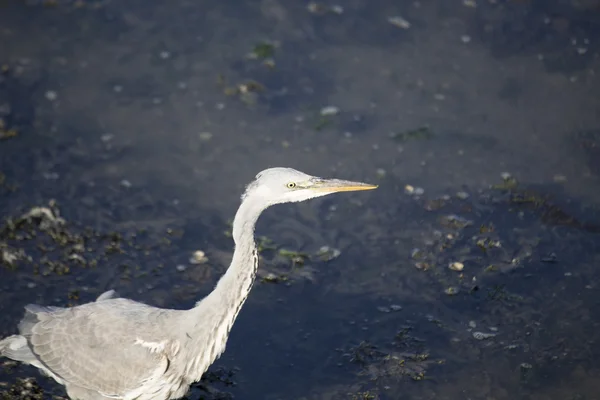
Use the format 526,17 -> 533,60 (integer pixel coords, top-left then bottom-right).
0,335 -> 38,365
96,290 -> 119,301
20,300 -> 172,397
18,305 -> 64,335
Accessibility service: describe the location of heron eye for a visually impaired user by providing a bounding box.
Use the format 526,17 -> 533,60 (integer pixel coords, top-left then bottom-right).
286,182 -> 297,189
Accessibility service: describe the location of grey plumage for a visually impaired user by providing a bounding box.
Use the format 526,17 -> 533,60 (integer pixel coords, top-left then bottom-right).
0,167 -> 376,400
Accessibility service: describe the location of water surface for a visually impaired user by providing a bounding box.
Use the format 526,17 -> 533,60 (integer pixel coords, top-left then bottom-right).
1,0 -> 599,399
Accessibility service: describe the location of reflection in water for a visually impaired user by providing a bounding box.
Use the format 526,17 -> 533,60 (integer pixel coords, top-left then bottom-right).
0,0 -> 600,399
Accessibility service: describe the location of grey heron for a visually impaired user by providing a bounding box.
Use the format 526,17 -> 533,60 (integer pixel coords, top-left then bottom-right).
0,167 -> 377,400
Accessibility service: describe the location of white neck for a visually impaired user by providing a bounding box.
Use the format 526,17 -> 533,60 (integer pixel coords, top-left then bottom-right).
182,195 -> 267,381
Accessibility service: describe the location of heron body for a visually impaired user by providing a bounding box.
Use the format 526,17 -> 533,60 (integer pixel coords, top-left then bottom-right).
0,167 -> 376,400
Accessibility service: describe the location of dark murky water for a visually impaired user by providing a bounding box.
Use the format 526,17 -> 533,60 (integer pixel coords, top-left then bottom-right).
1,0 -> 600,399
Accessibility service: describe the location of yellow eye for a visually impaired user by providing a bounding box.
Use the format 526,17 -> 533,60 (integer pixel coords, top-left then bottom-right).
286,182 -> 296,189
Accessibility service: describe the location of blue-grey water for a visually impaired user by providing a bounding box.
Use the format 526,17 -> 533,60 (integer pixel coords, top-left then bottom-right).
1,0 -> 600,399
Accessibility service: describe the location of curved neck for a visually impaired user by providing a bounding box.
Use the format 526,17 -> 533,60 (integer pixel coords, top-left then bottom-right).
215,195 -> 265,304
200,195 -> 266,310
183,196 -> 267,380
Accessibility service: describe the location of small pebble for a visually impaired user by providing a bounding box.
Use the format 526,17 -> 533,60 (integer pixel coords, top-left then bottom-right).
263,272 -> 278,282
198,132 -> 213,141
330,5 -> 343,14
45,91 -> 58,101
456,191 -> 469,199
500,172 -> 512,180
320,106 -> 339,116
414,262 -> 429,270
120,179 -> 132,188
190,250 -> 208,264
461,35 -> 472,43
376,168 -> 386,178
159,51 -> 171,59
449,261 -> 464,271
388,16 -> 411,29
176,264 -> 187,272
101,133 -> 114,143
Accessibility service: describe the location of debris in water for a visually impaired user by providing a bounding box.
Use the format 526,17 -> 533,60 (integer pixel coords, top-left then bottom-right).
472,331 -> 497,340
440,214 -> 473,229
249,41 -> 276,59
261,272 -> 286,283
278,249 -> 309,265
448,261 -> 464,271
388,16 -> 411,29
541,253 -> 558,263
190,250 -> 209,264
45,90 -> 58,101
414,262 -> 430,270
198,132 -> 213,141
330,5 -> 343,14
405,185 -> 424,196
21,206 -> 65,228
389,126 -> 433,142
377,304 -> 403,313
320,106 -> 340,116
444,287 -> 460,295
314,246 -> 341,262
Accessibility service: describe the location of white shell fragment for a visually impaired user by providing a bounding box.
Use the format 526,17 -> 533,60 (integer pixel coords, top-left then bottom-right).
45,91 -> 58,101
320,106 -> 339,116
449,262 -> 464,271
189,250 -> 209,264
388,16 -> 411,29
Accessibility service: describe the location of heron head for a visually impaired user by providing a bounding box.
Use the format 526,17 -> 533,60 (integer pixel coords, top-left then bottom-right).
241,167 -> 377,205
